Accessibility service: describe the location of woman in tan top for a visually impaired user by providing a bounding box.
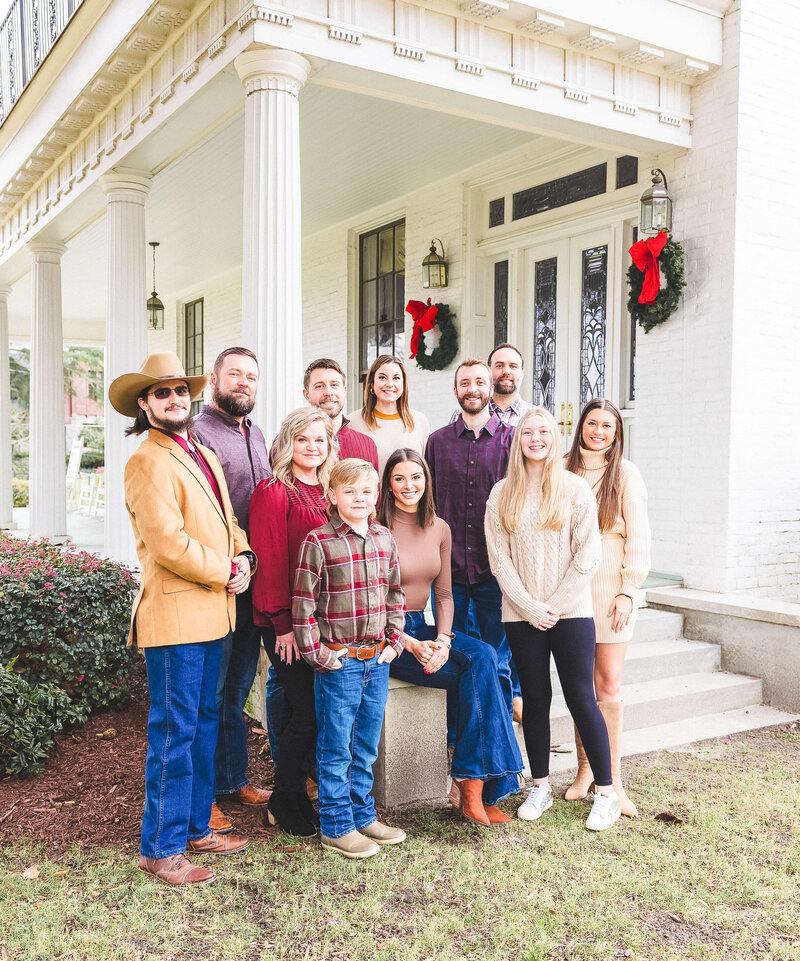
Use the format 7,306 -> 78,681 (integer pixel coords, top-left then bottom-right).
378,449 -> 522,827
564,398 -> 651,817
485,407 -> 621,832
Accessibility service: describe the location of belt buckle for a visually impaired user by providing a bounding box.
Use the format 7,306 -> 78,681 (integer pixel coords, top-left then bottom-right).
356,645 -> 373,660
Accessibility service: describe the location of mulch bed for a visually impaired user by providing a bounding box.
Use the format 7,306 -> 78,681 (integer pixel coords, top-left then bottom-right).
0,660 -> 279,856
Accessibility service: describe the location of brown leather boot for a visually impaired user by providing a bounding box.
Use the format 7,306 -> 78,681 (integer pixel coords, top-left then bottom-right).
209,802 -> 233,834
565,723 -> 594,800
597,700 -> 638,817
455,779 -> 490,827
231,784 -> 272,805
483,804 -> 513,824
138,853 -> 216,886
448,778 -> 461,811
188,830 -> 250,855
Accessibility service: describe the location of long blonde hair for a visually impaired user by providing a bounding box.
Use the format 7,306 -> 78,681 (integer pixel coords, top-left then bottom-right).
270,407 -> 338,491
497,406 -> 570,533
361,355 -> 415,431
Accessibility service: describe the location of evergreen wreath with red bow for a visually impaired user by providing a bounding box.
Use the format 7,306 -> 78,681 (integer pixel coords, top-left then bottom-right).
627,230 -> 686,334
405,299 -> 459,371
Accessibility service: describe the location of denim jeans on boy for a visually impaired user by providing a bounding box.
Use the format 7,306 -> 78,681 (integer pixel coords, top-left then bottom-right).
214,593 -> 268,795
390,612 -> 522,805
452,577 -> 515,716
314,652 -> 389,839
141,635 -> 225,858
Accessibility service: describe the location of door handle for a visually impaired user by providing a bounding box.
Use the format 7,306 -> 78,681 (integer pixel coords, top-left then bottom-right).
558,402 -> 566,435
566,403 -> 573,436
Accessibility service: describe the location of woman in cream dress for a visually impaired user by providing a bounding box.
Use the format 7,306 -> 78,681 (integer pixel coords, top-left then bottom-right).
564,398 -> 651,816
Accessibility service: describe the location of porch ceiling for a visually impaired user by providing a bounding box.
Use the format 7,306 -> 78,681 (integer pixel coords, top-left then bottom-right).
6,75 -> 539,342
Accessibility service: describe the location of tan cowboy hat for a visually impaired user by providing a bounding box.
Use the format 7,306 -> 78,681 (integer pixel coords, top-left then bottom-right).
108,351 -> 209,418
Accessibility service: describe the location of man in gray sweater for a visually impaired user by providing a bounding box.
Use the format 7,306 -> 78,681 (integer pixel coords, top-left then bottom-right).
191,347 -> 272,832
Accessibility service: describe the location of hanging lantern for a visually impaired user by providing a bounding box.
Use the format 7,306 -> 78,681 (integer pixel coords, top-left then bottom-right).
639,168 -> 673,237
422,239 -> 448,289
146,241 -> 165,331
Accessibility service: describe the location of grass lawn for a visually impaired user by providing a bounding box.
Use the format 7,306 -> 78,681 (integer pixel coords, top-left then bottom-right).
2,725 -> 799,961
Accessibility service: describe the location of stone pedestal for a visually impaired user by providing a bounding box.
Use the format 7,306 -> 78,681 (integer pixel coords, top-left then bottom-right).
0,286 -> 14,530
99,170 -> 151,566
28,243 -> 68,542
373,677 -> 449,809
235,47 -> 310,441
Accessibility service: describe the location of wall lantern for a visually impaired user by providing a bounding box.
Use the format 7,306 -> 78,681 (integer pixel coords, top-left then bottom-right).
639,168 -> 673,237
422,239 -> 448,289
146,241 -> 165,331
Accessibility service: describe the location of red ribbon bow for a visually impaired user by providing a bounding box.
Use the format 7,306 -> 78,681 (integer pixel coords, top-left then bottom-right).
629,230 -> 669,305
406,299 -> 438,359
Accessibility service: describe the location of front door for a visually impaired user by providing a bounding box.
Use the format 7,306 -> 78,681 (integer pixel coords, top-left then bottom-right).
524,227 -> 619,454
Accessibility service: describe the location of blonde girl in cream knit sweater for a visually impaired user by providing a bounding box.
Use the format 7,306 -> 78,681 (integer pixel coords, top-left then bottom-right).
564,398 -> 651,817
485,406 -> 621,832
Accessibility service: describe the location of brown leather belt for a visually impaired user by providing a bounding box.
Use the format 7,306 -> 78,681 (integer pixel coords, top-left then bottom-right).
324,639 -> 387,661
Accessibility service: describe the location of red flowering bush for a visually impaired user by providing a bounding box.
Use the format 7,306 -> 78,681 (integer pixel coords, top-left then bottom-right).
0,538 -> 138,714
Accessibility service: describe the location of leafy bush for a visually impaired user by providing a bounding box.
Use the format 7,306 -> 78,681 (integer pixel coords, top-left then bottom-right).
0,538 -> 138,714
0,661 -> 88,775
12,478 -> 29,507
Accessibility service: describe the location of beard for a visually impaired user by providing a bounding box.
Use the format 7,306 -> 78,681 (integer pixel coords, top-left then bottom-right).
493,376 -> 516,395
316,395 -> 344,419
148,409 -> 193,434
457,391 -> 490,414
213,386 -> 255,418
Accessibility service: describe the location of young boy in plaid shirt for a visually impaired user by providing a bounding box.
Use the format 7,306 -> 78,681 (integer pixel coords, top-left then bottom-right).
293,458 -> 407,859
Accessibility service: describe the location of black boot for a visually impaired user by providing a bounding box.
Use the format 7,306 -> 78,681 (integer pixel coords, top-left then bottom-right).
266,791 -> 316,837
297,792 -> 320,828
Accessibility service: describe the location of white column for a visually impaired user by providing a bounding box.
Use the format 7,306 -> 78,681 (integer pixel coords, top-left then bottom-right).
0,286 -> 14,529
99,170 -> 151,565
235,47 -> 310,440
28,243 -> 68,541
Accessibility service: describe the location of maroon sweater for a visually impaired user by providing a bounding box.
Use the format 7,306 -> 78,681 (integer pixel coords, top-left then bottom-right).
249,477 -> 328,634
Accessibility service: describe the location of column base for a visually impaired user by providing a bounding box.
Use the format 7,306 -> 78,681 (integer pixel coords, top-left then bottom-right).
0,521 -> 17,530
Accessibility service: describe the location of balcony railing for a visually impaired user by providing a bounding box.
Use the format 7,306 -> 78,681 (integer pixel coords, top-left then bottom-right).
0,0 -> 85,128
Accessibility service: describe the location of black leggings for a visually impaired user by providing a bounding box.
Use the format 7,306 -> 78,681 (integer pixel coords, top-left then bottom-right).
506,618 -> 611,785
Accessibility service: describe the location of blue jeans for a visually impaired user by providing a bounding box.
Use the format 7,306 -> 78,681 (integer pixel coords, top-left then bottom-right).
390,612 -> 522,805
314,652 -> 389,839
464,600 -> 521,700
214,593 -> 267,795
452,578 -> 515,715
141,636 -> 225,858
265,664 -> 284,770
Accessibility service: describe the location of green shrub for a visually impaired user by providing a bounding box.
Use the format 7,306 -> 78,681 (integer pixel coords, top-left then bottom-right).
0,661 -> 88,775
0,538 -> 138,713
12,478 -> 28,507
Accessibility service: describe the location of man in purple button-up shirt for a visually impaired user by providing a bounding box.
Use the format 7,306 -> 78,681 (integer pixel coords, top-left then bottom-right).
425,359 -> 516,717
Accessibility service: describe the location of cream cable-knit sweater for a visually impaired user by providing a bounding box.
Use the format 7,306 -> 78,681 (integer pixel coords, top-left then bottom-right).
484,472 -> 602,627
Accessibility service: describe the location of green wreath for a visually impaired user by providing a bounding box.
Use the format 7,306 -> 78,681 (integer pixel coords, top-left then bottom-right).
415,303 -> 459,371
627,236 -> 687,334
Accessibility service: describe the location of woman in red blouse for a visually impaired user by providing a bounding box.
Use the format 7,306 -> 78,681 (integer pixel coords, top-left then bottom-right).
250,407 -> 338,836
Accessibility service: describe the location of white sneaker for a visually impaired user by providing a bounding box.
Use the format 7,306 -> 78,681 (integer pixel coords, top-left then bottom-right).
517,784 -> 553,821
585,789 -> 621,831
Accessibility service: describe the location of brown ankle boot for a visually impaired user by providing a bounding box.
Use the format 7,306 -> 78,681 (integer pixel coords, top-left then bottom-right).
483,804 -> 513,824
455,779 -> 490,826
565,722 -> 594,800
597,700 -> 638,817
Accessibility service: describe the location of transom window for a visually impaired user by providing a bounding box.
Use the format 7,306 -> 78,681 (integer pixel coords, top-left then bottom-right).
358,220 -> 405,378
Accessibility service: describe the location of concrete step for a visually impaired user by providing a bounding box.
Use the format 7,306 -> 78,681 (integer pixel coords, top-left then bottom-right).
630,607 -> 684,644
540,670 -> 763,745
537,705 -> 800,775
548,638 -> 720,694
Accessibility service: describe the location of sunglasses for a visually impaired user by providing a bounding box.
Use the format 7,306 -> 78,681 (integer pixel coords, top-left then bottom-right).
149,385 -> 191,400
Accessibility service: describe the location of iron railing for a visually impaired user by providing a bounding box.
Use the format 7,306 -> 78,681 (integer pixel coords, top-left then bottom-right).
0,0 -> 85,128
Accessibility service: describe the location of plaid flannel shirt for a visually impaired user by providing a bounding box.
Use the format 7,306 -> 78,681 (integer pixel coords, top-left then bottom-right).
292,512 -> 406,671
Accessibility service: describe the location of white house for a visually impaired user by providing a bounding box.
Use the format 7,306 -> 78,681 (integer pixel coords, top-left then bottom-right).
0,0 -> 798,605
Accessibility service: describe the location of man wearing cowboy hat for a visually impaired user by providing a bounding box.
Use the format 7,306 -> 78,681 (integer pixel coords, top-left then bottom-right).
109,351 -> 255,887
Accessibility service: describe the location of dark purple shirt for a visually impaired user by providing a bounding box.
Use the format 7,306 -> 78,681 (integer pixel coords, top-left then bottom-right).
425,414 -> 513,585
191,405 -> 271,537
337,417 -> 379,472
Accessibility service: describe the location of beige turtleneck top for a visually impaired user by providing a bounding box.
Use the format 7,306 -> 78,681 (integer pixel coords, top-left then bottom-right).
390,509 -> 454,633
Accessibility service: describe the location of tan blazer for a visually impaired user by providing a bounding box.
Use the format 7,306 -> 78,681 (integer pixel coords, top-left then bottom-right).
124,430 -> 252,649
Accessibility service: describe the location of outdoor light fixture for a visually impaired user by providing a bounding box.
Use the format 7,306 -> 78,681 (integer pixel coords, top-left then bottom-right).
639,168 -> 673,236
422,239 -> 448,289
146,241 -> 165,331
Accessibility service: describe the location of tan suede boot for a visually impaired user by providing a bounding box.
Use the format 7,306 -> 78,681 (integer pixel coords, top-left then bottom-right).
455,779 -> 491,826
597,700 -> 638,817
564,723 -> 593,800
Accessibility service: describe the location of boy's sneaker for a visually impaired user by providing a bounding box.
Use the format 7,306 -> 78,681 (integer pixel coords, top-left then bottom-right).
585,789 -> 621,831
517,784 -> 553,821
321,830 -> 380,859
360,821 -> 406,845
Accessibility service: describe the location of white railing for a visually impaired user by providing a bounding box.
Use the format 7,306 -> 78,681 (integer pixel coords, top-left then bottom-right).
0,0 -> 85,128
